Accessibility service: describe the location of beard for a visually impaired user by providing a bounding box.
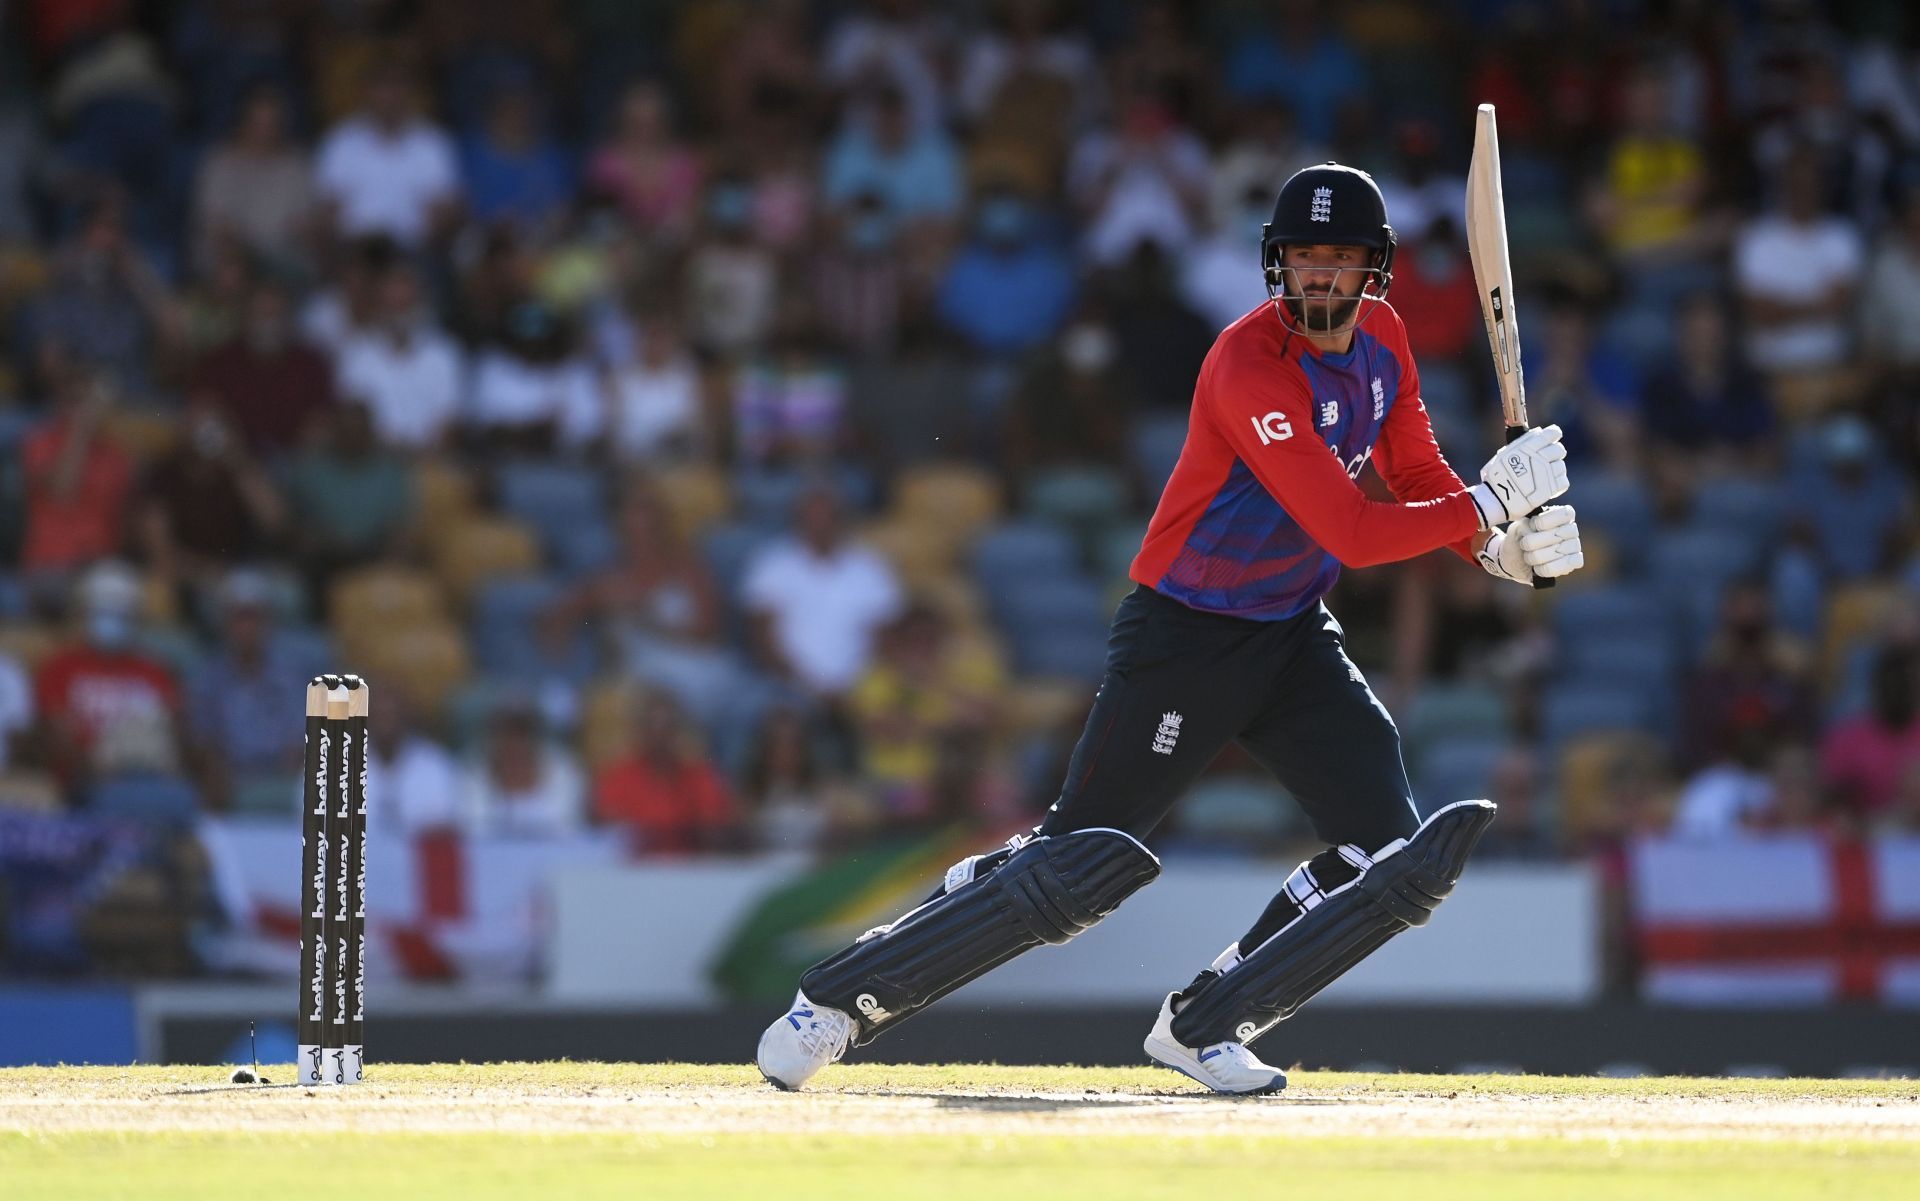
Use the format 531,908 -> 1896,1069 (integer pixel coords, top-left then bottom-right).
1284,291 -> 1363,333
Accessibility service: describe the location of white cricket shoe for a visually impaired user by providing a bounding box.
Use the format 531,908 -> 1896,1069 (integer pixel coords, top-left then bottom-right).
1142,992 -> 1287,1096
756,990 -> 854,1091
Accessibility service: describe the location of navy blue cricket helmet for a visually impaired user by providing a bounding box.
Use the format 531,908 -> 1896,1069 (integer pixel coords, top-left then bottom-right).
1261,162 -> 1396,328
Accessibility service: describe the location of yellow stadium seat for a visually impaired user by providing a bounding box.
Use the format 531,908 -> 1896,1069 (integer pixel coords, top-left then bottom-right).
1556,730 -> 1667,845
910,574 -> 990,632
893,463 -> 1004,546
580,679 -> 638,768
0,770 -> 64,814
1821,583 -> 1899,694
858,519 -> 956,590
351,622 -> 471,724
1007,679 -> 1094,736
413,458 -> 476,544
647,463 -> 732,542
329,566 -> 449,642
101,410 -> 179,465
0,621 -> 61,671
432,517 -> 542,599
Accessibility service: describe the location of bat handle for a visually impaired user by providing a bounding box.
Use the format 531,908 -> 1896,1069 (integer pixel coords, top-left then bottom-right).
1504,425 -> 1555,590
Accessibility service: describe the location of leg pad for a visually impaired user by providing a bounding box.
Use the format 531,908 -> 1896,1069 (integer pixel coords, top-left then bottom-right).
1170,800 -> 1496,1047
801,828 -> 1161,1044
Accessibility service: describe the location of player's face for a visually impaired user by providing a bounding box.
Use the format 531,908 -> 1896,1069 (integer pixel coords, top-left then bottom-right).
1280,243 -> 1370,333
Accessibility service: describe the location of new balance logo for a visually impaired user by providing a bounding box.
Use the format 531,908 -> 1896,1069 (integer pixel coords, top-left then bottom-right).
1318,400 -> 1339,427
1310,186 -> 1333,222
786,1007 -> 814,1030
1151,711 -> 1183,755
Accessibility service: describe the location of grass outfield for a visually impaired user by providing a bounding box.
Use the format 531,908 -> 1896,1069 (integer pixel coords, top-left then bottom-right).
3,1063 -> 1917,1200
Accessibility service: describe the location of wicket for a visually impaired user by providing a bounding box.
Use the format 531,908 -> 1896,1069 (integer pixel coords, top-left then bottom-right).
299,674 -> 369,1086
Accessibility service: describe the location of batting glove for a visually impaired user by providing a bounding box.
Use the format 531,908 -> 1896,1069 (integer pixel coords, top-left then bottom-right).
1468,425 -> 1571,528
1477,505 -> 1585,584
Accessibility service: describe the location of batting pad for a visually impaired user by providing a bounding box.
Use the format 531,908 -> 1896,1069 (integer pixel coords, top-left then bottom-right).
802,828 -> 1161,1045
1170,799 -> 1498,1048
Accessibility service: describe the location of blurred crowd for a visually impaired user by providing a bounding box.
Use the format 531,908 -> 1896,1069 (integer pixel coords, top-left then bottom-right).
7,0 -> 1920,975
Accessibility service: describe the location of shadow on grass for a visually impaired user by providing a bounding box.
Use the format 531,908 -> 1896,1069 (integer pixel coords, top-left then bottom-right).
811,1091 -> 1354,1111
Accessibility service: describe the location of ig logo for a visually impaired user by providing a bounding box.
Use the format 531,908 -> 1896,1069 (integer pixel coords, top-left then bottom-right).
1251,412 -> 1294,445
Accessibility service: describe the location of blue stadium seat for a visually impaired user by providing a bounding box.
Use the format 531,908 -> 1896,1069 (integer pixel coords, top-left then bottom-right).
1566,473 -> 1655,574
1551,585 -> 1671,647
497,460 -> 607,548
1689,476 -> 1790,544
1404,682 -> 1509,775
734,470 -> 809,531
995,576 -> 1109,627
1024,466 -> 1131,530
1176,775 -> 1299,848
1129,413 -> 1189,495
1648,527 -> 1763,652
89,773 -> 201,828
703,523 -> 778,618
1416,736 -> 1509,806
470,574 -> 594,680
973,520 -> 1079,600
0,571 -> 26,620
1012,621 -> 1110,680
1096,521 -> 1149,582
473,575 -> 565,639
1541,683 -> 1656,749
1558,637 -> 1676,691
271,625 -> 337,680
552,517 -> 619,577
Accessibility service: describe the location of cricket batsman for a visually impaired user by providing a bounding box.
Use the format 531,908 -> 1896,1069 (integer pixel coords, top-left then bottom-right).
756,163 -> 1585,1094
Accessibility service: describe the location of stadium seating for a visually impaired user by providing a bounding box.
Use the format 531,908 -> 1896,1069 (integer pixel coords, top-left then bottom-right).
329,566 -> 450,637
1023,465 -> 1131,533
973,520 -> 1080,600
1129,414 -> 1189,495
894,462 -> 1003,546
0,770 -> 63,814
1566,473 -> 1655,575
432,517 -> 544,600
88,773 -> 201,827
1416,736 -> 1509,808
649,463 -> 733,541
1175,775 -> 1300,848
1542,683 -> 1657,751
496,460 -> 608,551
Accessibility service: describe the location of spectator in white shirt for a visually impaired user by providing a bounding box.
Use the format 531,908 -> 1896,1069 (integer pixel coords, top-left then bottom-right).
314,61 -> 462,248
467,301 -> 602,453
363,686 -> 461,835
605,308 -> 704,463
1180,181 -> 1274,331
1732,146 -> 1864,379
1068,87 -> 1211,267
456,701 -> 586,839
335,262 -> 464,452
742,483 -> 903,700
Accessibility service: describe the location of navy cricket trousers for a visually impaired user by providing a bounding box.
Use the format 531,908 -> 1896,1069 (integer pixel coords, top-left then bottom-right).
1038,584 -> 1420,852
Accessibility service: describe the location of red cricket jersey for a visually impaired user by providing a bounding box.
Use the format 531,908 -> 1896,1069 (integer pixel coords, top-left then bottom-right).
1130,301 -> 1481,620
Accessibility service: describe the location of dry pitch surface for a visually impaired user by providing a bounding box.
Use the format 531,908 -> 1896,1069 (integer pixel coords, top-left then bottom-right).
4,1063 -> 1917,1200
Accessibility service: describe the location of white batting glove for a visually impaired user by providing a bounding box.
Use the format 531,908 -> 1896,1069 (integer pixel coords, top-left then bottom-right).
1477,505 -> 1585,584
1468,425 -> 1571,528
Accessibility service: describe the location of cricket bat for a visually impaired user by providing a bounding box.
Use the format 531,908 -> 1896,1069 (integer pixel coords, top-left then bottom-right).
1465,102 -> 1552,589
